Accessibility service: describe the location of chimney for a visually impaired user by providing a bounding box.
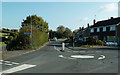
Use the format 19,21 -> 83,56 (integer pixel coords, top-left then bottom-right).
93,19 -> 96,25
111,17 -> 113,19
87,23 -> 89,27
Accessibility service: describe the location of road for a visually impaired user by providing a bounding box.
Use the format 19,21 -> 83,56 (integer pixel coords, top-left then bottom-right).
1,40 -> 119,74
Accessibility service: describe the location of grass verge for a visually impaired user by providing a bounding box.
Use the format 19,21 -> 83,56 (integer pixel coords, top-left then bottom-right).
0,42 -> 6,46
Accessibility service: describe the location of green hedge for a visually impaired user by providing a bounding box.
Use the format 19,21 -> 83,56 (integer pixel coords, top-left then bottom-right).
31,27 -> 49,49
7,26 -> 48,50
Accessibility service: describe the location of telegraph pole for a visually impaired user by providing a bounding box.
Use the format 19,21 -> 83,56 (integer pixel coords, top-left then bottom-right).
30,16 -> 32,38
73,32 -> 75,47
30,16 -> 33,48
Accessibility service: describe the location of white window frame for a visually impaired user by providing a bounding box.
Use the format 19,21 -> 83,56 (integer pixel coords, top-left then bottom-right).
97,28 -> 100,32
90,28 -> 94,33
103,27 -> 106,32
110,26 -> 116,31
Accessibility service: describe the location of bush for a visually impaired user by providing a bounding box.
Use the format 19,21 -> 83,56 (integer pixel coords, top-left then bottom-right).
86,37 -> 96,45
86,37 -> 104,45
118,40 -> 120,46
96,40 -> 104,46
7,26 -> 49,50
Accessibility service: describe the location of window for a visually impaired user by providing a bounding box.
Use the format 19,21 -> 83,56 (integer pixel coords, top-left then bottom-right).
110,26 -> 115,31
107,36 -> 115,41
103,27 -> 106,32
97,28 -> 100,32
90,28 -> 94,33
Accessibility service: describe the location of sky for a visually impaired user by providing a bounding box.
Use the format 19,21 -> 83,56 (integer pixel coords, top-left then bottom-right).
2,2 -> 118,31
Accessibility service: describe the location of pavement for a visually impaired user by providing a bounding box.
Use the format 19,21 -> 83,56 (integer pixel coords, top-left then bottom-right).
0,40 -> 119,74
66,45 -> 119,51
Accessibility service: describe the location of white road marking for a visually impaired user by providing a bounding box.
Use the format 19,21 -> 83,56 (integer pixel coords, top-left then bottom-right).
11,62 -> 19,65
4,61 -> 10,63
0,62 -> 2,65
98,55 -> 105,60
73,51 -> 79,52
59,55 -> 67,59
59,55 -> 64,58
71,55 -> 94,59
68,57 -> 76,59
3,64 -> 36,73
0,60 -> 20,66
0,72 -> 2,75
0,60 -> 3,62
54,46 -> 61,52
4,63 -> 13,66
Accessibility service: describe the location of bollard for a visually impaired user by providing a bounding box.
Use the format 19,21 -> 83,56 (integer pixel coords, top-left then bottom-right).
62,43 -> 65,50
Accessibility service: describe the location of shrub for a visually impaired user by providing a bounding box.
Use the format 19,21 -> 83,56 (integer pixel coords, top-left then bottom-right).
86,37 -> 104,45
96,40 -> 104,46
7,26 -> 49,50
86,37 -> 96,45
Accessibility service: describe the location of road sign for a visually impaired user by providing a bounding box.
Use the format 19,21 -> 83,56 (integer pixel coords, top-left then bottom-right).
24,32 -> 31,34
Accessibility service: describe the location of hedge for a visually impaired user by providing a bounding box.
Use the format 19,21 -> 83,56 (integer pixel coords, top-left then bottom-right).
7,26 -> 49,50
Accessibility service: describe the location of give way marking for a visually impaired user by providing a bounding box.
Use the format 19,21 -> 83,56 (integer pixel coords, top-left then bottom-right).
2,64 -> 36,73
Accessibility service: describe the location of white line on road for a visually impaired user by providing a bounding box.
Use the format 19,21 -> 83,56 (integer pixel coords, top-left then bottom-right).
71,55 -> 94,59
4,63 -> 13,66
54,46 -> 61,52
0,60 -> 3,62
0,72 -> 2,75
3,64 -> 36,73
11,62 -> 19,65
98,55 -> 105,60
4,61 -> 11,63
0,62 -> 2,65
59,55 -> 66,58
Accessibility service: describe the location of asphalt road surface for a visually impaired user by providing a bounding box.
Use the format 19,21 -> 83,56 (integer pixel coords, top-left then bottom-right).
1,40 -> 119,74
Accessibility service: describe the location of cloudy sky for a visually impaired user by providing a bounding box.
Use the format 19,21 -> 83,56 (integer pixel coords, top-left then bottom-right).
2,2 -> 118,31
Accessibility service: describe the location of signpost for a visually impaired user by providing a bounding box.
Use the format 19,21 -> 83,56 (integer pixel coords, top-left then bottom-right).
24,32 -> 31,35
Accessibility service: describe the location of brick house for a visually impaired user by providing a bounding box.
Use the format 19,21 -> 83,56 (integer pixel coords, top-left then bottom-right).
83,24 -> 90,41
90,17 -> 120,42
117,24 -> 120,44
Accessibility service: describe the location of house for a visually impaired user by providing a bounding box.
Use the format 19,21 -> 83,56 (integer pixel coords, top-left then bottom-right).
83,24 -> 90,41
117,24 -> 120,44
73,27 -> 84,41
90,17 -> 120,42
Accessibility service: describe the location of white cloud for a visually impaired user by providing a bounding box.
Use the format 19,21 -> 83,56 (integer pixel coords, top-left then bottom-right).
100,3 -> 117,12
80,17 -> 88,21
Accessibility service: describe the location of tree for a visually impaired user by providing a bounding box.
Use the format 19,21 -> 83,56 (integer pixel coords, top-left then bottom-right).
22,15 -> 48,32
63,27 -> 72,38
7,15 -> 49,50
56,25 -> 65,38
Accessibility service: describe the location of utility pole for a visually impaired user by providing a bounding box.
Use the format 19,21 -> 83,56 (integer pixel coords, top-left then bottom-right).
30,16 -> 32,38
30,16 -> 33,48
73,32 -> 74,47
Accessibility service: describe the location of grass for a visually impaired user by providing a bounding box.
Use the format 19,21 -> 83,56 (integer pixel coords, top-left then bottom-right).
67,43 -> 99,48
67,43 -> 81,47
0,33 -> 10,37
58,38 -> 67,40
0,42 -> 6,46
81,45 -> 97,47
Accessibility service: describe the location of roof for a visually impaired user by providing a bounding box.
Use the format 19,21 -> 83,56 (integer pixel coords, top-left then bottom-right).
90,17 -> 120,28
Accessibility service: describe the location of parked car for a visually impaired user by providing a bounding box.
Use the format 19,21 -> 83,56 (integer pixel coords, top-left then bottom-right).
106,42 -> 118,46
53,37 -> 57,41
